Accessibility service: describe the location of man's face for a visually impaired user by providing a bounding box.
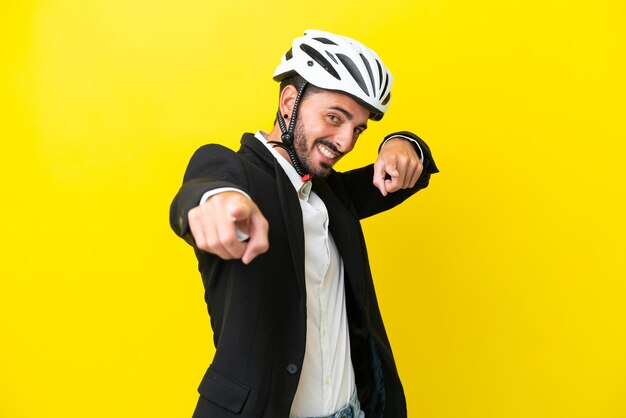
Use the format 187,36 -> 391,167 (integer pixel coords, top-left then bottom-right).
291,90 -> 370,178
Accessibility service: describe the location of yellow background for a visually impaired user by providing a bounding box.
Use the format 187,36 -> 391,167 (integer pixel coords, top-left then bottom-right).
2,1 -> 625,417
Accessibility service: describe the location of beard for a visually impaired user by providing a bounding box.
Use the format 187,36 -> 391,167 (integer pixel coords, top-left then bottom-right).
292,116 -> 342,178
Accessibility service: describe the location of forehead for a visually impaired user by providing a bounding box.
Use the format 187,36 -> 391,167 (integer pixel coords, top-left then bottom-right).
302,90 -> 370,121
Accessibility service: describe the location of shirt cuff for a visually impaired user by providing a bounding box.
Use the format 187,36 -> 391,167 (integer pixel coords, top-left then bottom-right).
380,134 -> 424,163
200,188 -> 251,205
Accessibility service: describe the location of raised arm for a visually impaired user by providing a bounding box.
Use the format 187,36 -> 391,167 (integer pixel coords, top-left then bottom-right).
170,144 -> 269,264
334,131 -> 439,219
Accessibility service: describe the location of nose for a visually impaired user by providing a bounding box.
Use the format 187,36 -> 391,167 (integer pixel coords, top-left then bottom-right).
333,125 -> 357,154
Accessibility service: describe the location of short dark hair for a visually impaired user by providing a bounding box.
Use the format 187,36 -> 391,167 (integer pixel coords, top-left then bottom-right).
278,74 -> 324,99
273,75 -> 325,125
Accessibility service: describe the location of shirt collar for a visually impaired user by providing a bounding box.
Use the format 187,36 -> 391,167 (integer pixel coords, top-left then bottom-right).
254,131 -> 312,200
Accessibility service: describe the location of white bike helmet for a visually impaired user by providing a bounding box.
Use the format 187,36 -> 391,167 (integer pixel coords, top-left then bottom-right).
273,29 -> 393,121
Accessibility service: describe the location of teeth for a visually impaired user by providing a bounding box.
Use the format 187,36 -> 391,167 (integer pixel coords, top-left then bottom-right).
317,143 -> 337,159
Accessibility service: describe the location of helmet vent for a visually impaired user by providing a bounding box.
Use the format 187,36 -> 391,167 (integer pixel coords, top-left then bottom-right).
313,37 -> 338,45
325,51 -> 338,64
337,53 -> 369,96
381,92 -> 391,106
375,60 -> 384,89
285,48 -> 293,61
360,54 -> 377,97
300,44 -> 340,80
379,71 -> 390,100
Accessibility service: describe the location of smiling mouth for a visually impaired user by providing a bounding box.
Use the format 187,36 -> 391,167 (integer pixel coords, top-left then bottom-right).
316,143 -> 340,160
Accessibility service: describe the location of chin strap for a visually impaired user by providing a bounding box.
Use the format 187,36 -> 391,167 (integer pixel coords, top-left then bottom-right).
269,82 -> 312,182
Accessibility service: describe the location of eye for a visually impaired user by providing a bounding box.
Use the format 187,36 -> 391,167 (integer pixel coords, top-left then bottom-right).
354,126 -> 367,137
327,113 -> 341,124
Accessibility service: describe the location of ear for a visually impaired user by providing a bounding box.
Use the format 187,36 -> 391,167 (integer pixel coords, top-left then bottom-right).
278,85 -> 299,119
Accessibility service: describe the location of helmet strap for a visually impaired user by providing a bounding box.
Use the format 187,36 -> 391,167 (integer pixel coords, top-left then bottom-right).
270,81 -> 312,181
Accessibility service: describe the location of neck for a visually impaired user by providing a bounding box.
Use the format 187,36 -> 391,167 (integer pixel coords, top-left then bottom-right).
266,123 -> 292,166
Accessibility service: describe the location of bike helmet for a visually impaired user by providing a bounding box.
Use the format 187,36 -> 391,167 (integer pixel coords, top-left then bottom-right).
273,29 -> 393,121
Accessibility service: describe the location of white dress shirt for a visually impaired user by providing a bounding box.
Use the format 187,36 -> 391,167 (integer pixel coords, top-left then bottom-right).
252,132 -> 356,417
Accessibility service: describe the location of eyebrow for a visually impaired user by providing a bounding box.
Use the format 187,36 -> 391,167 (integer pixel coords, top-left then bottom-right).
329,106 -> 368,131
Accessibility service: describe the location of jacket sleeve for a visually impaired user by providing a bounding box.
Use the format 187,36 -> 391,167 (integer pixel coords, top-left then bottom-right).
334,131 -> 439,220
169,144 -> 250,246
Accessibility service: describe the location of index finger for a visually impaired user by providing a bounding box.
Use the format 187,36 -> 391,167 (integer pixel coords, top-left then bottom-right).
372,159 -> 389,196
241,210 -> 270,265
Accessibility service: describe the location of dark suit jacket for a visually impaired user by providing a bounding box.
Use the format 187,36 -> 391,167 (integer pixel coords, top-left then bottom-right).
170,132 -> 438,418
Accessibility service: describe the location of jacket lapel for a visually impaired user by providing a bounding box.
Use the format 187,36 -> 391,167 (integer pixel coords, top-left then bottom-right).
240,133 -> 307,297
274,163 -> 307,297
313,179 -> 368,312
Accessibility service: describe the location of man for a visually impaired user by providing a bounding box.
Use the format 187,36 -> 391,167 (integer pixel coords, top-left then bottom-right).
170,29 -> 438,418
